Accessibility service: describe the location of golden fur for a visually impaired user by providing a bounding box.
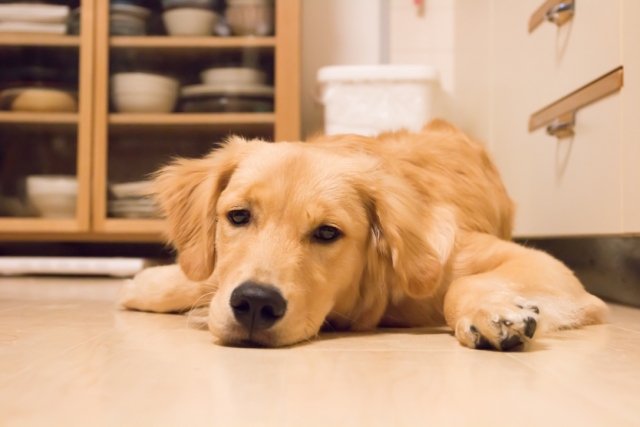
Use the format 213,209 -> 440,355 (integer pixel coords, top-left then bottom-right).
118,119 -> 607,350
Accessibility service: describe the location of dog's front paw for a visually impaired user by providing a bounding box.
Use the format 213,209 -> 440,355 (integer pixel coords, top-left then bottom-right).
117,264 -> 210,313
455,301 -> 539,351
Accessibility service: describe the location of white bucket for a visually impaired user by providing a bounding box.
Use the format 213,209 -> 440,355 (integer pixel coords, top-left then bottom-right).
317,65 -> 438,136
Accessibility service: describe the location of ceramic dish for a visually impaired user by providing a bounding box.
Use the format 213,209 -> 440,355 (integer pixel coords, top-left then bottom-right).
108,198 -> 158,218
200,67 -> 266,85
111,73 -> 179,113
162,8 -> 218,36
225,0 -> 273,36
162,0 -> 217,10
26,175 -> 77,218
0,87 -> 77,112
180,83 -> 274,112
110,181 -> 153,199
110,4 -> 150,35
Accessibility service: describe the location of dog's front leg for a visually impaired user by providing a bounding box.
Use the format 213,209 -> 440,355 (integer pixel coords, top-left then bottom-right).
443,233 -> 607,351
118,264 -> 215,313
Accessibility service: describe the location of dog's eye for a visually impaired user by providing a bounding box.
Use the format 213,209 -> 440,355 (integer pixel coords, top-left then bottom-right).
313,225 -> 341,243
228,209 -> 250,226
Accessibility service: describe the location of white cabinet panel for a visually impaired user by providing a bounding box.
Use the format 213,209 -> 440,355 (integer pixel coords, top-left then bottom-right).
490,0 -> 623,237
622,0 -> 640,233
492,0 -> 621,110
493,92 -> 623,237
526,0 -> 621,105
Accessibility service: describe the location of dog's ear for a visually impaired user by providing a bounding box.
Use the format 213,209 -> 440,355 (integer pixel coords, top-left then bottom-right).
152,136 -> 252,281
355,166 -> 456,299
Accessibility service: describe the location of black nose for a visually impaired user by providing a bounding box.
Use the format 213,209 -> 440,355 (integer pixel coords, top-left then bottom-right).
229,282 -> 287,331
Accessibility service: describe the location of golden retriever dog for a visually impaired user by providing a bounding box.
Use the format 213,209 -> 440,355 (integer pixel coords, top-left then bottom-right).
118,119 -> 607,351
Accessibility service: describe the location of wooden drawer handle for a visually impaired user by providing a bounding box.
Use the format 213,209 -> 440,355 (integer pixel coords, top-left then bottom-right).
529,66 -> 623,135
529,0 -> 575,33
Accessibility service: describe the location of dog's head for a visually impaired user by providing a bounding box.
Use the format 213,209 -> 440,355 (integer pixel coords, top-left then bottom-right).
153,136 -> 453,347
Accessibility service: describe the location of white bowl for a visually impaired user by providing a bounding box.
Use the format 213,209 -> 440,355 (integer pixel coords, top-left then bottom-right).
26,175 -> 77,195
200,67 -> 266,85
162,8 -> 217,36
111,73 -> 179,113
113,93 -> 178,113
26,175 -> 77,218
111,72 -> 179,93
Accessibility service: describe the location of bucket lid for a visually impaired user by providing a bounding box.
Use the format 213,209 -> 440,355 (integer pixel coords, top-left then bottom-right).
317,65 -> 437,83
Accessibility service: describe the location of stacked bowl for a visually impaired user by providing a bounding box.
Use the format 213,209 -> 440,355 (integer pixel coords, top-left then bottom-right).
180,66 -> 274,113
109,0 -> 151,36
226,0 -> 274,36
108,181 -> 157,218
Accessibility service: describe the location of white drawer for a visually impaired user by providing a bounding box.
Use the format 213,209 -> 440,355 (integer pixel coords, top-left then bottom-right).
493,0 -> 622,116
493,91 -> 622,237
490,0 -> 624,237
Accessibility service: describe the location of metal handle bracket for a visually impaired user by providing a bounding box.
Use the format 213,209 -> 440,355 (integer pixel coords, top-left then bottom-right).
529,0 -> 575,33
545,2 -> 575,26
546,112 -> 575,138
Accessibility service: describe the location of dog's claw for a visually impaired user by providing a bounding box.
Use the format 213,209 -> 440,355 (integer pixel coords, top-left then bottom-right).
524,317 -> 537,338
517,303 -> 540,314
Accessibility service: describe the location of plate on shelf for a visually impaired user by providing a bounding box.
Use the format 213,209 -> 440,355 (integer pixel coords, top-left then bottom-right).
180,83 -> 274,113
0,4 -> 70,24
108,197 -> 158,219
181,84 -> 274,98
110,180 -> 153,199
0,22 -> 67,34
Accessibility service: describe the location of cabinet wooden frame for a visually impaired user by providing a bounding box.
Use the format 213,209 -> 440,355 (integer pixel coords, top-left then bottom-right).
0,0 -> 96,236
0,0 -> 301,242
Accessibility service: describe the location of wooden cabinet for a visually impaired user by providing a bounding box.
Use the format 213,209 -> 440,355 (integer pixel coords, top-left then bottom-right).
0,0 -> 300,242
0,0 -> 95,237
486,0 -> 636,237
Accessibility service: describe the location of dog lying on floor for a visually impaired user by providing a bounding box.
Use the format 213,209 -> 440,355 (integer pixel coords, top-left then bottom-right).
118,119 -> 607,350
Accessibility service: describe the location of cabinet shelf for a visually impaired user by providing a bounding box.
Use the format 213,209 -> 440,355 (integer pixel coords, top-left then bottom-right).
0,34 -> 79,47
102,218 -> 166,236
110,36 -> 276,49
0,112 -> 78,124
0,218 -> 79,234
0,112 -> 78,131
107,113 -> 275,134
109,113 -> 275,125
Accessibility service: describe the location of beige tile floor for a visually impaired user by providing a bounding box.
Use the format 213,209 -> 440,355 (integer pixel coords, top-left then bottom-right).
1,277 -> 640,427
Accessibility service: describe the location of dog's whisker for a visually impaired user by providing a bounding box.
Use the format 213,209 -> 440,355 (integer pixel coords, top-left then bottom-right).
187,291 -> 216,313
328,310 -> 353,321
186,292 -> 216,328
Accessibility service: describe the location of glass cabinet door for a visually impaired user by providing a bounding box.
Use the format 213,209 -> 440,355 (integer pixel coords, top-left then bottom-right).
0,0 -> 94,237
92,0 -> 299,238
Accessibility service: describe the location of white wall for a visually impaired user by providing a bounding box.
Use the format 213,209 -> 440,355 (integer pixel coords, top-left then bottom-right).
387,0 -> 492,145
300,0 -> 492,143
301,0 -> 384,138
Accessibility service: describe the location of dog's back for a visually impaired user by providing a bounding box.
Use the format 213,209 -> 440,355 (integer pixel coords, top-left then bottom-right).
309,119 -> 516,240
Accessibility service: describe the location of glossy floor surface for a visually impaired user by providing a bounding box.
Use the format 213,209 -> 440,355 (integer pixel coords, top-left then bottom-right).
1,277 -> 640,427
